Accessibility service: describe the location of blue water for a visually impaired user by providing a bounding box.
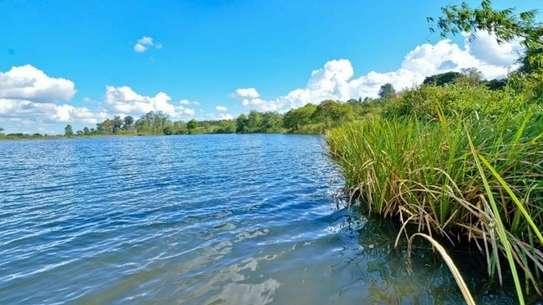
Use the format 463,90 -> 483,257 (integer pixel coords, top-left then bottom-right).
0,134 -> 512,305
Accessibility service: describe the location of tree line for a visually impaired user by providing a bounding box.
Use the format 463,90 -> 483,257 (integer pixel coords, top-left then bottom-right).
0,71 -> 511,140
59,82 -> 399,137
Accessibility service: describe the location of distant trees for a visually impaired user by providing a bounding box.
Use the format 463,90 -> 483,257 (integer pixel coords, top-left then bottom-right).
423,69 -> 510,90
135,111 -> 171,134
378,83 -> 396,99
97,119 -> 114,134
123,116 -> 134,130
283,104 -> 317,130
64,124 -> 74,137
215,120 -> 236,133
423,71 -> 463,86
311,100 -> 355,128
186,119 -> 198,134
112,116 -> 123,134
163,126 -> 173,135
235,111 -> 282,133
71,80 -> 505,138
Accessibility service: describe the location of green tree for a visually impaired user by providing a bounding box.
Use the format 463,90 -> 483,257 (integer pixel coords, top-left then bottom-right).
134,112 -> 172,134
247,111 -> 262,131
423,71 -> 463,86
112,116 -> 123,134
283,104 -> 317,131
172,121 -> 187,134
163,126 -> 173,135
260,112 -> 282,132
236,114 -> 249,133
312,100 -> 354,128
431,0 -> 543,74
215,120 -> 236,133
123,116 -> 134,130
378,83 -> 396,99
186,119 -> 198,134
64,124 -> 74,137
97,119 -> 114,134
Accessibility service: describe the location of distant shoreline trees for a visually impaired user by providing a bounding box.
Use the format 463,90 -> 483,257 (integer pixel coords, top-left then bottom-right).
1,68 -> 526,140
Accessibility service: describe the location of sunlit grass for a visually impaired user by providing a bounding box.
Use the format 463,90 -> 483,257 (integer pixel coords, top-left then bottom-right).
326,92 -> 543,302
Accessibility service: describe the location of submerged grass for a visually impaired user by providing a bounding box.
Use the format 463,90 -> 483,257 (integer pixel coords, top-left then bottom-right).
408,233 -> 476,305
326,81 -> 543,302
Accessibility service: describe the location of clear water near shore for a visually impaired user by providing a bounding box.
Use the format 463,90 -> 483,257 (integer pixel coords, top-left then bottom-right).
0,134 -> 514,305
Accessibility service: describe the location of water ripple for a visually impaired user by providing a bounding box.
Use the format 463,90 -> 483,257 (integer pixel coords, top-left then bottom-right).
0,134 -> 504,305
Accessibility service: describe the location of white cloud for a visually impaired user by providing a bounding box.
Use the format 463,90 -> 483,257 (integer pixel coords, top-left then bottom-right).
215,105 -> 228,112
179,99 -> 200,106
0,65 -> 108,133
466,31 -> 523,67
234,88 -> 260,99
0,98 -> 109,128
0,65 -> 76,102
133,36 -> 161,53
134,44 -> 146,53
0,65 -> 202,133
105,86 -> 195,120
235,32 -> 523,112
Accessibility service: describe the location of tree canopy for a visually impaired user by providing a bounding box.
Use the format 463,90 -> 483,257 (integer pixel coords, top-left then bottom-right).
430,0 -> 543,74
378,83 -> 396,99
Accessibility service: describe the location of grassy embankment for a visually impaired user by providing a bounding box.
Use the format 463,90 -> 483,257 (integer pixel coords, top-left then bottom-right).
326,75 -> 543,301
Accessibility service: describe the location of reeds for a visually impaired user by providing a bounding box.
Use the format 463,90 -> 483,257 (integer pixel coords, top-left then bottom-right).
326,94 -> 543,303
408,233 -> 476,305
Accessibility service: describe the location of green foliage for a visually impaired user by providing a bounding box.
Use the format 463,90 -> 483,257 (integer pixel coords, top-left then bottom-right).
186,119 -> 198,134
235,111 -> 283,133
283,104 -> 317,131
430,0 -> 543,74
123,115 -> 134,130
423,71 -> 463,86
327,69 -> 543,300
311,100 -> 355,128
64,124 -> 74,137
383,81 -> 527,121
135,111 -> 171,135
378,83 -> 396,99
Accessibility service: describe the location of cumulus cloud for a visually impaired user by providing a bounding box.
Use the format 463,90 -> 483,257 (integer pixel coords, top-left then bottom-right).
0,65 -> 76,102
0,65 -> 201,133
0,99 -> 108,123
133,36 -> 162,53
215,105 -> 228,112
0,65 -> 110,132
235,32 -> 523,112
105,86 -> 195,120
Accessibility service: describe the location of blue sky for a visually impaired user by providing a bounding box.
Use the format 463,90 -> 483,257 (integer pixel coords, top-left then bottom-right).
1,0 -> 541,133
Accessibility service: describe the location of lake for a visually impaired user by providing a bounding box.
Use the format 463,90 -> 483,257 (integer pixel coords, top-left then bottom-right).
0,134 -> 513,305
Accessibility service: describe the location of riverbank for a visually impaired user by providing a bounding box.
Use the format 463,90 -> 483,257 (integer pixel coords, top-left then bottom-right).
326,74 -> 543,302
0,130 -> 324,141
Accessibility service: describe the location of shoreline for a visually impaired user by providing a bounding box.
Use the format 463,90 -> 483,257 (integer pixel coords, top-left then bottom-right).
0,131 -> 322,141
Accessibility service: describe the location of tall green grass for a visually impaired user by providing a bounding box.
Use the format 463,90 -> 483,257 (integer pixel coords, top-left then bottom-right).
327,81 -> 543,302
